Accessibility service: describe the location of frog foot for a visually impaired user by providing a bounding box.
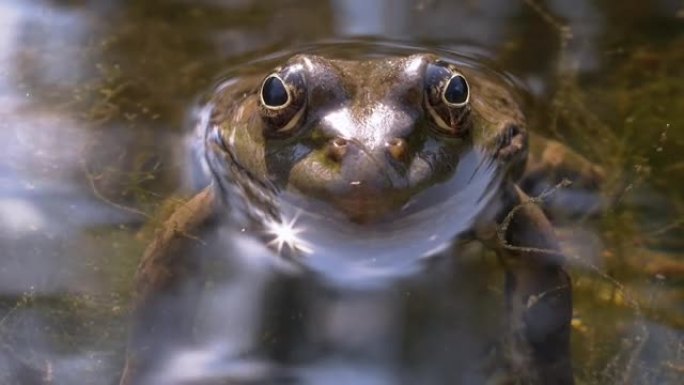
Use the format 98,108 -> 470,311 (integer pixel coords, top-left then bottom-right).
494,123 -> 527,162
524,137 -> 605,189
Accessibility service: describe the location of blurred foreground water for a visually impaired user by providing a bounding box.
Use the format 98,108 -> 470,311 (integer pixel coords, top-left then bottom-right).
0,1 -> 682,384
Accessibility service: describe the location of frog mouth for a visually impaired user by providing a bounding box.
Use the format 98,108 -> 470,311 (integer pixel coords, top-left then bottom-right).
331,190 -> 409,223
280,175 -> 412,223
262,148 -> 503,286
283,156 -> 417,223
299,180 -> 416,224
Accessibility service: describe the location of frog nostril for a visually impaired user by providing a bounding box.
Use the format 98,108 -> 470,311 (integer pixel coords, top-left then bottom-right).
385,138 -> 407,160
327,137 -> 349,162
332,137 -> 348,147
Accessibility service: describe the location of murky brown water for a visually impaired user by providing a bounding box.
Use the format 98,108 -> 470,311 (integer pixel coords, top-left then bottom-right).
0,1 -> 682,384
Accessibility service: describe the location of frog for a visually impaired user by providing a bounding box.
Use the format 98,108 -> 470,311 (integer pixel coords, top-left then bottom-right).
120,52 -> 604,385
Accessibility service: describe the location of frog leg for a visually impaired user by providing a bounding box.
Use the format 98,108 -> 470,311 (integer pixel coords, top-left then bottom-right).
120,187 -> 218,385
521,135 -> 606,219
490,185 -> 574,385
523,134 -> 604,189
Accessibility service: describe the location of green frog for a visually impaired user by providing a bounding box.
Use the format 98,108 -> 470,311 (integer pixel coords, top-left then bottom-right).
122,52 -> 603,385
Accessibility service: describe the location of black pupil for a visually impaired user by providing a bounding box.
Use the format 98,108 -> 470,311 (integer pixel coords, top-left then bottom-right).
262,76 -> 289,107
444,75 -> 468,104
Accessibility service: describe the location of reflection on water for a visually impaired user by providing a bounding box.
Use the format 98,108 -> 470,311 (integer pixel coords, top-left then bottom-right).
0,0 -> 682,384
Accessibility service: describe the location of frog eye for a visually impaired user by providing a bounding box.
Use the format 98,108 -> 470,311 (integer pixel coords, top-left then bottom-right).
424,62 -> 471,136
258,69 -> 306,135
443,74 -> 469,106
261,75 -> 290,108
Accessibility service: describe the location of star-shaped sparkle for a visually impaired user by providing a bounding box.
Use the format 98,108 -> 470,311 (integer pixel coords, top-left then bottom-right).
264,212 -> 312,256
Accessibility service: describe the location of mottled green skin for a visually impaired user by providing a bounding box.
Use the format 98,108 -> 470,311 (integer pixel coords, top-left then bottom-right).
208,54 -> 526,221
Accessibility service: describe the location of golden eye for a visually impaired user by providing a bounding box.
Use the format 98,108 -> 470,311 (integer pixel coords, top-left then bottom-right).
424,61 -> 471,136
258,68 -> 306,136
260,75 -> 290,109
442,74 -> 469,106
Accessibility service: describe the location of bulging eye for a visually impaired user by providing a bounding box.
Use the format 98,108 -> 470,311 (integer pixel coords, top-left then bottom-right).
443,74 -> 469,106
424,61 -> 471,136
258,67 -> 306,136
261,75 -> 290,108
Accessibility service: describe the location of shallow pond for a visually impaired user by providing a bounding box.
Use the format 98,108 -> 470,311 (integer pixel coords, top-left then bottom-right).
0,1 -> 682,384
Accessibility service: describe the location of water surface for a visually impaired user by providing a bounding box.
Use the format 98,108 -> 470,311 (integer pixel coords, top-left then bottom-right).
0,1 -> 682,384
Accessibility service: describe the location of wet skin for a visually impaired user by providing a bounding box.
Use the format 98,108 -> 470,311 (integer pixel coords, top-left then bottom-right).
122,54 -> 589,385
207,54 -> 528,222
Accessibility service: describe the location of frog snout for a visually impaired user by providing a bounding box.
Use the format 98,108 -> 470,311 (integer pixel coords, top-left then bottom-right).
326,136 -> 407,163
325,136 -> 408,191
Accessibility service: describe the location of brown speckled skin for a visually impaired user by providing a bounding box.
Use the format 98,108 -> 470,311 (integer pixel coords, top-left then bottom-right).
209,54 -> 529,220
